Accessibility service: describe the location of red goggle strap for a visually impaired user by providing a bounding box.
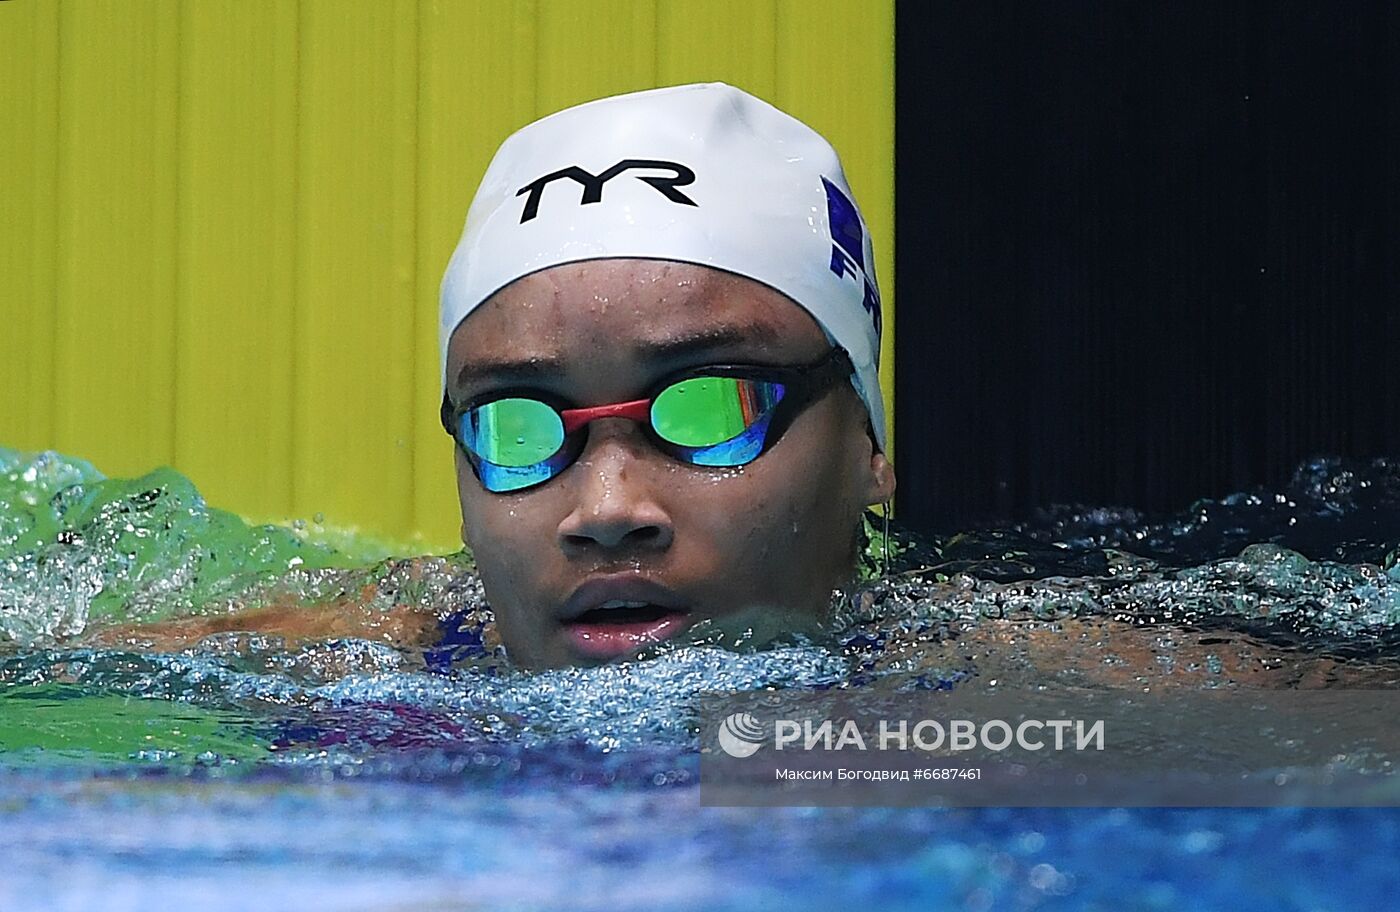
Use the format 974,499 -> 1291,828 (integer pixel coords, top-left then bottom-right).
559,397 -> 652,435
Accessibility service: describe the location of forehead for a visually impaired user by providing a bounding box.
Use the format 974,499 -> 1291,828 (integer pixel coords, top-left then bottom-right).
446,259 -> 829,377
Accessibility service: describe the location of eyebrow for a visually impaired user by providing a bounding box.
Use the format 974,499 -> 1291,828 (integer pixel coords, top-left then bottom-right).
453,324 -> 777,389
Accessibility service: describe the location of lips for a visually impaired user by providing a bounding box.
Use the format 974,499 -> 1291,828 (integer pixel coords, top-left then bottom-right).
558,576 -> 693,660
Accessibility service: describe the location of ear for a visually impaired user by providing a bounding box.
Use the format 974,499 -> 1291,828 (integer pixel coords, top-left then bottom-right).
863,450 -> 897,507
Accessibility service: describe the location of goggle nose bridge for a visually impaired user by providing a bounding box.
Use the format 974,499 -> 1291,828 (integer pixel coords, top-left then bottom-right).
559,397 -> 653,435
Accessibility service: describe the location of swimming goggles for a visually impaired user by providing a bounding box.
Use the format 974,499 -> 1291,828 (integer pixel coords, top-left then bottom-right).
441,347 -> 854,493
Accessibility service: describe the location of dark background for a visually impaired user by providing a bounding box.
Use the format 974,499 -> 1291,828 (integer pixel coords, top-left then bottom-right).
893,1 -> 1399,535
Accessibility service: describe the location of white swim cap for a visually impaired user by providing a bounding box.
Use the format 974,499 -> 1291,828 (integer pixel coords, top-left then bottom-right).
440,82 -> 886,448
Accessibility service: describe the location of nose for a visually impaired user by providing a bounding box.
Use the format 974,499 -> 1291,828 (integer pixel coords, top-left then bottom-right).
556,419 -> 675,553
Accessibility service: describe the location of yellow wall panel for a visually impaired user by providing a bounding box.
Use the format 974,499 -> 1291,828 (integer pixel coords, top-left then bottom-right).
293,0 -> 419,536
775,0 -> 896,461
656,0 -> 777,96
414,0 -> 540,546
174,0 -> 298,519
0,0 -> 895,549
536,0 -> 658,113
53,0 -> 181,476
0,0 -> 59,452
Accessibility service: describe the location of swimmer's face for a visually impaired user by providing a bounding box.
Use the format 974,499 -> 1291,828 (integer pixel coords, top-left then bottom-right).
445,260 -> 895,669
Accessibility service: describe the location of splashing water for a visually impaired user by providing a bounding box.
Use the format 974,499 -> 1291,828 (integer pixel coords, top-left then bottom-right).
0,447 -> 379,645
3,447 -> 1399,762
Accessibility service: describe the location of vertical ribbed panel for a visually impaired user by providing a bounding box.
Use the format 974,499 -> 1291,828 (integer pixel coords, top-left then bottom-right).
413,0 -> 540,545
894,2 -> 1400,533
0,0 -> 58,450
774,0 -> 897,456
0,0 -> 896,548
54,1 -> 181,474
175,0 -> 298,519
656,1 -> 777,97
536,1 -> 658,113
292,0 -> 419,535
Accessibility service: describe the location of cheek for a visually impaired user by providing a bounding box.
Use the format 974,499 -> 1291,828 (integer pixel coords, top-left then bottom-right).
462,499 -> 536,568
454,463 -> 551,592
781,414 -> 871,555
705,425 -> 861,579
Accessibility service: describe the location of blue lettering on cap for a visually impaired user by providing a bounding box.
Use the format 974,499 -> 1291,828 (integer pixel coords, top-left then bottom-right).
822,177 -> 882,341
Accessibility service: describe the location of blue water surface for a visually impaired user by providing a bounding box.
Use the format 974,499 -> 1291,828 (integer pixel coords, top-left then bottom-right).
3,769 -> 1398,911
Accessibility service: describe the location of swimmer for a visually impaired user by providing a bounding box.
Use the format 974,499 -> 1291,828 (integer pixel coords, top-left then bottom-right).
438,84 -> 898,668
95,84 -> 897,669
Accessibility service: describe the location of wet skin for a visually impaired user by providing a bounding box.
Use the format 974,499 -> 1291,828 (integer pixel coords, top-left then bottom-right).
444,259 -> 896,669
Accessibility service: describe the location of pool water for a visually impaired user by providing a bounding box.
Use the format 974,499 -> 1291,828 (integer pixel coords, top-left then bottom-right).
2,447 -> 1399,910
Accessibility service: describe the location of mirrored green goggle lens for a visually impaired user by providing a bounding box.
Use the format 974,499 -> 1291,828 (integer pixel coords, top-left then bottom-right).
651,376 -> 786,447
461,397 -> 565,467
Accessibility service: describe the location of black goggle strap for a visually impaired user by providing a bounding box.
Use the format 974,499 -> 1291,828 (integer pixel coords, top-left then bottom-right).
746,346 -> 855,447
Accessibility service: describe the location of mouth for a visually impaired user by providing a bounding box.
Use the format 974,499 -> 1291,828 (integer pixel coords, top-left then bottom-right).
558,578 -> 694,660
